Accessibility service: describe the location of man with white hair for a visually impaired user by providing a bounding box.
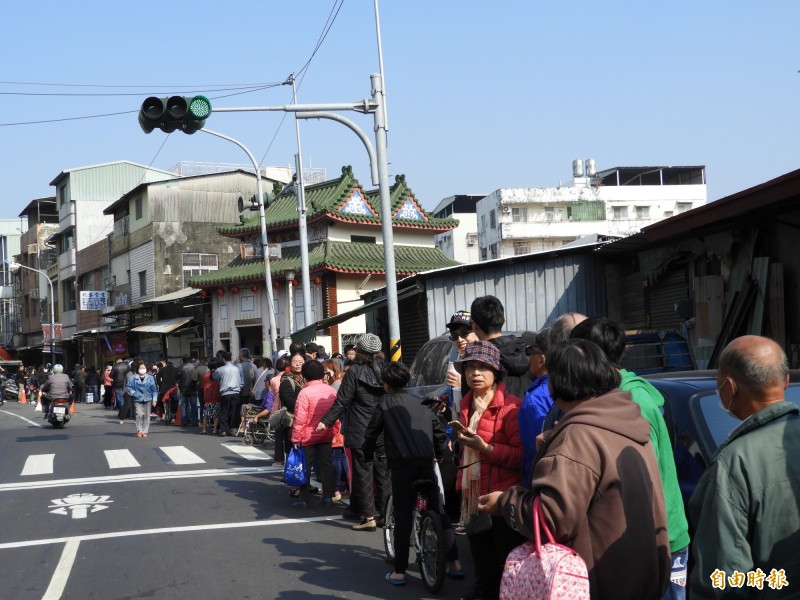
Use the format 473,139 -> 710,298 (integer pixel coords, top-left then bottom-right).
40,364 -> 72,419
689,335 -> 800,598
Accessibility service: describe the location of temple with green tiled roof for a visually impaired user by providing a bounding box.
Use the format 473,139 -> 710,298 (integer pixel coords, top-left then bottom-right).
188,166 -> 459,354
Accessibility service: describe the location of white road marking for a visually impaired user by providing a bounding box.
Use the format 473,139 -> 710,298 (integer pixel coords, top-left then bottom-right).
222,442 -> 271,461
0,465 -> 281,492
0,516 -> 341,551
104,449 -> 141,469
0,409 -> 45,428
21,454 -> 55,476
157,445 -> 205,465
41,539 -> 80,600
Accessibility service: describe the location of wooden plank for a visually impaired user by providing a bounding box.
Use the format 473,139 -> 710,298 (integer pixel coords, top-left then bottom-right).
694,275 -> 724,340
748,257 -> 770,335
766,263 -> 786,349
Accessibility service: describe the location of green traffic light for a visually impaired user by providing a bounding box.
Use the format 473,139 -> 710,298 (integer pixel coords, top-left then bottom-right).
188,96 -> 212,120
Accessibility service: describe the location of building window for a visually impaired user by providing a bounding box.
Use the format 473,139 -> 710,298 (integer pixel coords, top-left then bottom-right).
64,278 -> 76,311
350,235 -> 376,244
545,207 -> 555,221
135,197 -> 143,220
513,241 -> 531,256
676,202 -> 693,214
480,214 -> 487,231
138,270 -> 147,296
182,253 -> 218,285
613,206 -> 628,220
480,247 -> 488,261
489,210 -> 496,229
663,211 -> 673,218
24,295 -> 30,319
58,185 -> 67,208
511,207 -> 528,223
490,243 -> 498,259
635,206 -> 650,219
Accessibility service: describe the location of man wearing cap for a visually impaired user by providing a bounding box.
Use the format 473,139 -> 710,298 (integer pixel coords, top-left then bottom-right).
318,333 -> 390,531
445,310 -> 478,385
517,329 -> 552,486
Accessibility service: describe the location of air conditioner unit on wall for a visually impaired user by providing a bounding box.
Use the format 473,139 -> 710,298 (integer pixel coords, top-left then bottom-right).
29,288 -> 39,299
466,233 -> 478,246
27,243 -> 38,255
501,206 -> 511,214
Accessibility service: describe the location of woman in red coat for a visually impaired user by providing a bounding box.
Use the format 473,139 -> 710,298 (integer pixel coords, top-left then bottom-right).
455,341 -> 524,600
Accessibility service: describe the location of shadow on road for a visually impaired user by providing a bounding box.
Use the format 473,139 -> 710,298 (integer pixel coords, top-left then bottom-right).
15,434 -> 69,442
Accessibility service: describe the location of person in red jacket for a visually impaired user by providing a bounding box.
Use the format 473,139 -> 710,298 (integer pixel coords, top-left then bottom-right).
454,340 -> 524,600
291,359 -> 338,508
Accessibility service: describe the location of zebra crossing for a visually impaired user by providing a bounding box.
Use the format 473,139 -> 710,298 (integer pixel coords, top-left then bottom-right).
18,443 -> 273,477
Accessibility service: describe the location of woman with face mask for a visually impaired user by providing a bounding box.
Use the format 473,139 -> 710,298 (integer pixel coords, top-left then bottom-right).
125,360 -> 159,438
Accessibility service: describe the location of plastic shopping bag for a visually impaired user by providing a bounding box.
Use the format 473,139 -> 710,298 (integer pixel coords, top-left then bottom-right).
284,446 -> 309,487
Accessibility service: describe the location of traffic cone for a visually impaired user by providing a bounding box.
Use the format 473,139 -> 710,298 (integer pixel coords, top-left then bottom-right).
19,389 -> 27,404
69,402 -> 77,414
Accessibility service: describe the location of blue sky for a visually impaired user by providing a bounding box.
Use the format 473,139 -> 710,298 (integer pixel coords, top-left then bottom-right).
1,1 -> 799,218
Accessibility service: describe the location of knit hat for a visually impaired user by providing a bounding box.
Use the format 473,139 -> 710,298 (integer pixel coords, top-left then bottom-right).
454,340 -> 505,374
356,333 -> 382,355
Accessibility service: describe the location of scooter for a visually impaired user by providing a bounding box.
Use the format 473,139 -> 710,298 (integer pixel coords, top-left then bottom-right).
47,397 -> 71,429
0,375 -> 17,404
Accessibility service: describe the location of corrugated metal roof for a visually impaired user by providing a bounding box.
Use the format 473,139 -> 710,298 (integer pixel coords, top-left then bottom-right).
142,287 -> 199,304
130,317 -> 194,334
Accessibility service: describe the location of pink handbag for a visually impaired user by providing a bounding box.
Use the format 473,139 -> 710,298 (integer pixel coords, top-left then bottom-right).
499,496 -> 590,600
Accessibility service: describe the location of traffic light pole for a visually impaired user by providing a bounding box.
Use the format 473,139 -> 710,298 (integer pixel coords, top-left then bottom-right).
199,128 -> 278,360
211,74 -> 402,359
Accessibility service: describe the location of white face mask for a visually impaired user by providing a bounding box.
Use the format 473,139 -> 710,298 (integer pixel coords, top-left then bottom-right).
138,368 -> 147,376
717,379 -> 739,420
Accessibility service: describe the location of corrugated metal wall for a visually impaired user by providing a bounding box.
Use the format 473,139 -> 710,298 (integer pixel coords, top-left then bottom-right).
649,267 -> 689,330
424,253 -> 607,336
70,163 -> 175,203
130,240 -> 154,303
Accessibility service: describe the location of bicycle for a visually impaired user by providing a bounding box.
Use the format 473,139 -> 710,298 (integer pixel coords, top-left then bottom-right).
383,477 -> 448,593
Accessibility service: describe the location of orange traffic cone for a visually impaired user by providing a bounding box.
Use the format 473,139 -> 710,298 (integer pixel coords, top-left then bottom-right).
19,389 -> 27,404
69,401 -> 78,414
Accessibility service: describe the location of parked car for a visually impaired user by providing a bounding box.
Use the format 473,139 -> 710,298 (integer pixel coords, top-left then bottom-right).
645,370 -> 800,504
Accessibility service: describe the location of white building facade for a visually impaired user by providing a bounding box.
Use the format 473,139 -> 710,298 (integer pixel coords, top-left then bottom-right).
476,161 -> 707,260
432,194 -> 484,264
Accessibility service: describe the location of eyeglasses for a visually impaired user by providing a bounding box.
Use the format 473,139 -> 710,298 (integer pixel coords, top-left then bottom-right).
450,330 -> 472,341
524,345 -> 543,356
324,371 -> 334,378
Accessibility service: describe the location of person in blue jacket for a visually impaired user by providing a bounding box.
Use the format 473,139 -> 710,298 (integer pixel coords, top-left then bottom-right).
126,360 -> 159,438
517,329 -> 552,485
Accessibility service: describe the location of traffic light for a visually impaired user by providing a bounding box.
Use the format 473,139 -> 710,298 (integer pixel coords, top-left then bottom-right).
138,95 -> 212,134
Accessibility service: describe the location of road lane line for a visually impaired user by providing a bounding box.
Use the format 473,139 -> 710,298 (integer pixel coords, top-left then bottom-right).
0,516 -> 340,550
223,442 -> 271,461
104,449 -> 141,469
0,465 -> 282,492
41,539 -> 79,600
21,454 -> 55,476
0,409 -> 45,428
157,445 -> 205,465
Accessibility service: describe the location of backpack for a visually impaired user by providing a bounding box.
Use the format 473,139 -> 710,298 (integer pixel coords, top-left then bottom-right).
499,496 -> 590,600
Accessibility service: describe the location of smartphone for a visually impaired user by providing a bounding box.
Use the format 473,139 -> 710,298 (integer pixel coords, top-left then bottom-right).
448,420 -> 472,436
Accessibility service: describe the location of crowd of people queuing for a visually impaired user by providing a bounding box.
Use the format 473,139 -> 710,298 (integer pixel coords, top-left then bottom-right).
6,293 -> 798,599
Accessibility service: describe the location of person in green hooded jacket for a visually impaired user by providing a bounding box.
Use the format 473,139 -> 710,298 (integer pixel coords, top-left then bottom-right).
571,318 -> 690,600
688,335 -> 799,599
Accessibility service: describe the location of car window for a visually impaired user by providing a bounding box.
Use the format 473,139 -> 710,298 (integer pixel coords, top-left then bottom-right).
690,383 -> 800,452
410,337 -> 452,387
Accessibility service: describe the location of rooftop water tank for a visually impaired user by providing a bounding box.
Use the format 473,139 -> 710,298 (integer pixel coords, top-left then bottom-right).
572,159 -> 585,178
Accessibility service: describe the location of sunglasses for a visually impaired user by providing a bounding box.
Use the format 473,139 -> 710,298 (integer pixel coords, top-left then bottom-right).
324,370 -> 335,378
449,330 -> 472,341
524,345 -> 543,356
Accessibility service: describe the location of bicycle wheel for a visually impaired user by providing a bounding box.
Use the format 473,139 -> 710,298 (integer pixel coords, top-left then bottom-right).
419,511 -> 447,593
242,432 -> 253,446
383,494 -> 395,563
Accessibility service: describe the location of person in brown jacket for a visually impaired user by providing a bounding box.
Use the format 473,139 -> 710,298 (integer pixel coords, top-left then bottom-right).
478,339 -> 671,600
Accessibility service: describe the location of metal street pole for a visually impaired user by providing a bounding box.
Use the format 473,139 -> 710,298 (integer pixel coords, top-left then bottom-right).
10,262 -> 55,362
289,75 -> 313,331
209,75 -> 402,359
200,129 -> 278,359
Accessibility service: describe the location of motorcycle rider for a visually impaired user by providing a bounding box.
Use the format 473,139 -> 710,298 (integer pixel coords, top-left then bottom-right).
40,364 -> 73,419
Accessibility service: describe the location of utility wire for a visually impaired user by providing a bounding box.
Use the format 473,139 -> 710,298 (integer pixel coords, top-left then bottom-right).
0,84 -> 281,97
0,80 -> 280,88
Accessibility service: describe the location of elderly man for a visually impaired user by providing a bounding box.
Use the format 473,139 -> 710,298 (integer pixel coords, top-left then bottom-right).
689,335 -> 800,598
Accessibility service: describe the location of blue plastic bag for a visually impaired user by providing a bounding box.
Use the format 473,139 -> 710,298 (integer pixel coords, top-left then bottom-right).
284,447 -> 309,487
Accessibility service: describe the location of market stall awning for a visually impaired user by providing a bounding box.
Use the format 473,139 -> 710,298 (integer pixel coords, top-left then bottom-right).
290,285 -> 422,343
143,288 -> 200,304
130,317 -> 195,334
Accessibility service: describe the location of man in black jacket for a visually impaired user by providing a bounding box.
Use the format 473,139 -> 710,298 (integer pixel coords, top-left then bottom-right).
110,359 -> 129,411
156,356 -> 179,423
364,361 -> 462,586
178,356 -> 199,427
470,295 -> 532,398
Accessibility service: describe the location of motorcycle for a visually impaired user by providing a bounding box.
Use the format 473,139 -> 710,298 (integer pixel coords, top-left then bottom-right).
47,397 -> 71,429
0,375 -> 18,404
